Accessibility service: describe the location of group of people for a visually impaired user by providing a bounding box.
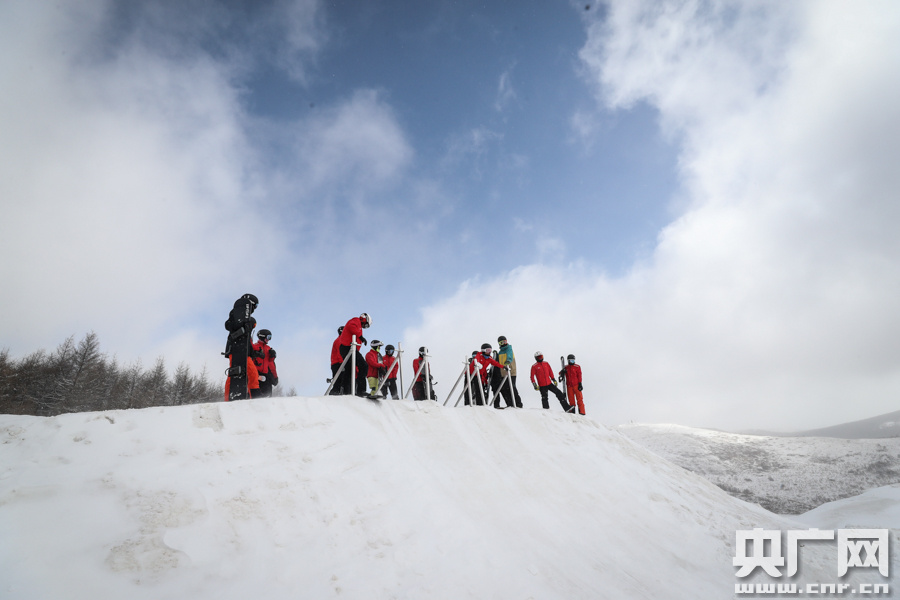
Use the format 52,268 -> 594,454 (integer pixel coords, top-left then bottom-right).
223,294 -> 279,401
460,337 -> 586,415
224,299 -> 586,414
326,315 -> 587,414
326,313 -> 437,401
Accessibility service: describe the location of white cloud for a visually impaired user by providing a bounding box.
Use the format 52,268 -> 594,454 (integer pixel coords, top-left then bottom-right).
406,1 -> 900,431
494,68 -> 517,113
292,89 -> 413,199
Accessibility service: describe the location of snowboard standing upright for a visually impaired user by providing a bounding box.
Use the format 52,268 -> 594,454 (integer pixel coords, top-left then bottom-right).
225,294 -> 258,401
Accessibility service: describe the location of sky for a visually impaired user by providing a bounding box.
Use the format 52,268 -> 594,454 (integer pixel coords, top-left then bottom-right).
2,0 -> 900,431
2,397 -> 896,598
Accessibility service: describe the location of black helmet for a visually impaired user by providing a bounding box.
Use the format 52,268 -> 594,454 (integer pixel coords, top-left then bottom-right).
258,329 -> 272,341
418,346 -> 427,356
360,313 -> 372,328
338,326 -> 344,335
481,343 -> 492,354
371,339 -> 383,350
385,344 -> 395,355
498,336 -> 508,346
242,293 -> 259,308
567,354 -> 575,362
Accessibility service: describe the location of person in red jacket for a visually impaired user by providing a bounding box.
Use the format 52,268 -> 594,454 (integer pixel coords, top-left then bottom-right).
465,343 -> 505,405
365,340 -> 385,399
329,326 -> 345,395
412,346 -> 436,401
335,313 -> 371,397
559,354 -> 585,415
381,345 -> 400,399
252,329 -> 278,398
530,351 -> 574,412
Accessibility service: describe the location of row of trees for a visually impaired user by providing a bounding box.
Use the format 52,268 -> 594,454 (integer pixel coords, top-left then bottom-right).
0,332 -> 239,416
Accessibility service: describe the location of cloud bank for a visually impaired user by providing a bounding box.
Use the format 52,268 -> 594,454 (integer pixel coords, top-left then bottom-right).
405,1 -> 900,431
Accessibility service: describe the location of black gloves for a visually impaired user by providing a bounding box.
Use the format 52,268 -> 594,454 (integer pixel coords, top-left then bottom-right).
272,377 -> 279,386
269,348 -> 276,359
578,383 -> 583,391
359,336 -> 367,346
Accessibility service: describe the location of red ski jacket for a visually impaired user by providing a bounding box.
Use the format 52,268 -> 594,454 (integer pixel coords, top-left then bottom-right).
252,341 -> 278,378
469,352 -> 502,383
530,361 -> 557,387
365,350 -> 384,378
561,364 -> 582,387
383,355 -> 398,380
413,357 -> 431,382
330,336 -> 342,365
338,317 -> 364,347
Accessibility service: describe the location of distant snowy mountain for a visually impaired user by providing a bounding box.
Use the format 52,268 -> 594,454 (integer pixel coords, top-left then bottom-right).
617,423 -> 900,514
768,408 -> 900,439
1,398 -> 895,599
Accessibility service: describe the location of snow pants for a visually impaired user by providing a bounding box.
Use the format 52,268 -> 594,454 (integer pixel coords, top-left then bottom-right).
539,383 -> 571,411
566,385 -> 585,415
382,378 -> 398,399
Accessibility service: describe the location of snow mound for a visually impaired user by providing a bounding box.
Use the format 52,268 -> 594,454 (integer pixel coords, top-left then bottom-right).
0,398 -> 891,599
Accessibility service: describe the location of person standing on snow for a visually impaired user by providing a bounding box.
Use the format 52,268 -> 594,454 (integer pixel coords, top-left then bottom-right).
559,354 -> 585,415
335,313 -> 371,397
365,340 -> 386,399
223,293 -> 259,401
466,343 -> 505,406
412,346 -> 436,401
329,326 -> 345,395
381,345 -> 400,399
530,351 -> 574,412
225,316 -> 260,401
252,329 -> 278,398
496,335 -> 523,408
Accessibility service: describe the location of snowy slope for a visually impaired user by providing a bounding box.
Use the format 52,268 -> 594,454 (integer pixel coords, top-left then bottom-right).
794,484 -> 900,530
617,423 -> 900,514
0,398 -> 894,599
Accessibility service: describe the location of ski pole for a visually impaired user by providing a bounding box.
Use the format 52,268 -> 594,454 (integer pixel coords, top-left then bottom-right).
442,362 -> 469,406
456,358 -> 475,407
404,356 -> 427,400
397,343 -> 404,400
424,352 -> 433,401
324,344 -> 355,396
350,335 -> 357,397
475,362 -> 486,406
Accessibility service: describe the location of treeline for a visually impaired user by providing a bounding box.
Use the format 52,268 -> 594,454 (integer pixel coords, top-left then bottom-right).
0,332 -> 230,416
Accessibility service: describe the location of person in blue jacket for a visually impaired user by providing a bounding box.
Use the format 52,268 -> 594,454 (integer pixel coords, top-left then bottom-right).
497,335 -> 523,408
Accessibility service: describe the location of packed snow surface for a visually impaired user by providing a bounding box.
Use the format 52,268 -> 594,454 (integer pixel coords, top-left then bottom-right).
618,423 -> 900,514
1,398 -> 896,599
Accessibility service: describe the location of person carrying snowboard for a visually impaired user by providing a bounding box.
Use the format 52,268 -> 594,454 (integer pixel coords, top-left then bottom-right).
559,354 -> 585,415
497,335 -> 523,408
225,314 -> 260,401
365,340 -> 386,399
252,329 -> 279,398
530,351 -> 574,412
381,344 -> 400,399
224,293 -> 259,401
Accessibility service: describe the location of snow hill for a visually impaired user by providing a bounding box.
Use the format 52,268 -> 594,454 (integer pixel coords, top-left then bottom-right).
618,423 -> 900,514
759,408 -> 900,439
1,398 -> 895,599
